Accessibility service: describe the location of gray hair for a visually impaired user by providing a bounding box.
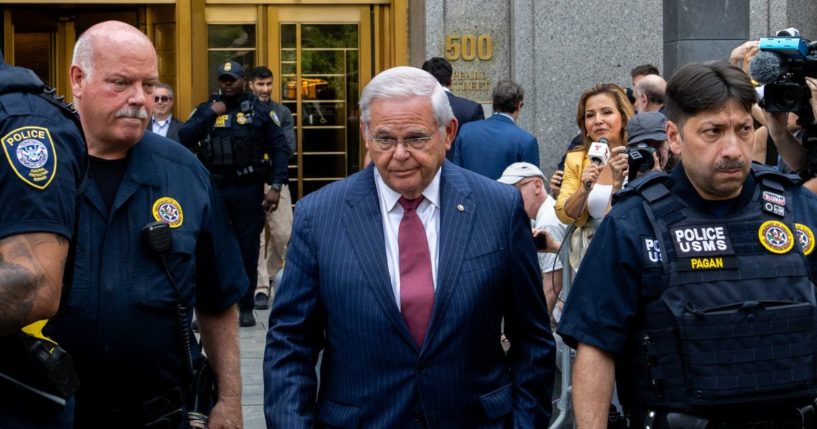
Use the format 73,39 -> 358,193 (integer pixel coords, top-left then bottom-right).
72,21 -> 154,79
359,66 -> 453,133
492,80 -> 524,113
155,83 -> 175,99
72,31 -> 95,78
634,74 -> 666,105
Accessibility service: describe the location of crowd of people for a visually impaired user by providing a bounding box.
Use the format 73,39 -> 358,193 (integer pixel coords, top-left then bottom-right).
3,18 -> 817,429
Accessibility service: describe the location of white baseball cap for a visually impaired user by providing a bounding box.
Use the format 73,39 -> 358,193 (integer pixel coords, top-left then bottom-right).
497,162 -> 546,185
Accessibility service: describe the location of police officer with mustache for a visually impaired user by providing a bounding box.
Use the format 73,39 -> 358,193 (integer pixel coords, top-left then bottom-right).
559,62 -> 817,428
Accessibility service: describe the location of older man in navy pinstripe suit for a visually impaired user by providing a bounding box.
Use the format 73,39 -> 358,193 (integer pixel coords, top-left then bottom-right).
264,66 -> 554,429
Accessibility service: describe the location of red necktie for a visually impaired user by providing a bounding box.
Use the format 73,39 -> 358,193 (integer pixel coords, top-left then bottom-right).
398,196 -> 435,347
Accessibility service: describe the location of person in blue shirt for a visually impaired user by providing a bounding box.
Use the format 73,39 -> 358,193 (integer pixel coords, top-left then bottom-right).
452,80 -> 540,180
0,49 -> 87,429
559,61 -> 817,428
43,21 -> 247,428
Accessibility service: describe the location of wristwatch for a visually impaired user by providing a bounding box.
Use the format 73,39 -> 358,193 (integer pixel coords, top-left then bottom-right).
270,183 -> 283,192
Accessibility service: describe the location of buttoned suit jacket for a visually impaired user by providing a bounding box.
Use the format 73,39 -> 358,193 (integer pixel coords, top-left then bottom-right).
452,114 -> 540,180
146,116 -> 184,143
446,91 -> 484,160
263,161 -> 554,429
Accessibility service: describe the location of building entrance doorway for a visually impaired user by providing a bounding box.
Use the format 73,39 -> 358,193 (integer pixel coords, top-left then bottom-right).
268,7 -> 372,202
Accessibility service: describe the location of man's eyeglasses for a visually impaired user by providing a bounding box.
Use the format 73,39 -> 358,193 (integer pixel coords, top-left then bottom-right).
154,95 -> 172,103
369,135 -> 434,151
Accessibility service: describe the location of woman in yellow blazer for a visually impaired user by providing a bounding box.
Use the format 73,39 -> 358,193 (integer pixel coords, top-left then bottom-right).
555,83 -> 633,267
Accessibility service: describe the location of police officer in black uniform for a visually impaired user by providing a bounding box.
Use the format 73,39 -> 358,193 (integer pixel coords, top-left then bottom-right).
559,62 -> 817,428
179,61 -> 288,327
0,50 -> 86,428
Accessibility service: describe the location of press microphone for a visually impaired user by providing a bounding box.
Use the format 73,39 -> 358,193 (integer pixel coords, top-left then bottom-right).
749,50 -> 785,86
588,138 -> 610,166
584,138 -> 609,189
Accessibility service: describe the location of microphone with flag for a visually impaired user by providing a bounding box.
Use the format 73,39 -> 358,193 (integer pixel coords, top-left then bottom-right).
584,138 -> 609,189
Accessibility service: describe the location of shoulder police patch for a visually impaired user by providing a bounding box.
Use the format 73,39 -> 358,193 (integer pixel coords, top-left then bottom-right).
2,126 -> 57,190
270,111 -> 281,127
795,223 -> 815,256
152,197 -> 184,228
641,236 -> 662,265
758,220 -> 794,254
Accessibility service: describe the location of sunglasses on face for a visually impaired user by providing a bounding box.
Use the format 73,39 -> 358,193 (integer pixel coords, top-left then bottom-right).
154,96 -> 172,103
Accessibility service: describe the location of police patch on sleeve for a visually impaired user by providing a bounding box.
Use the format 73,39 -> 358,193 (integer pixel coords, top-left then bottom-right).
2,126 -> 57,190
270,111 -> 281,127
795,223 -> 815,256
152,197 -> 184,228
758,220 -> 794,254
642,236 -> 662,265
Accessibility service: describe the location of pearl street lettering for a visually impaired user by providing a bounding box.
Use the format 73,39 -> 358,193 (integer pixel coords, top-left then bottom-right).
670,225 -> 735,258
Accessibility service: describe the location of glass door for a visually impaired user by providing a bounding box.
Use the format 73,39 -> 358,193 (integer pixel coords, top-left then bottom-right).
271,7 -> 372,203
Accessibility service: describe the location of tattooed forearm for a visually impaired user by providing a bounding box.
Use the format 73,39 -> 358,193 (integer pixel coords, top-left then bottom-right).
0,257 -> 38,334
0,234 -> 68,335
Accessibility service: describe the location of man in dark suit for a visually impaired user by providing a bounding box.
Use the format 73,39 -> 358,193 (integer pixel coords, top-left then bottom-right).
146,83 -> 183,142
422,57 -> 484,160
264,66 -> 554,428
453,80 -> 540,180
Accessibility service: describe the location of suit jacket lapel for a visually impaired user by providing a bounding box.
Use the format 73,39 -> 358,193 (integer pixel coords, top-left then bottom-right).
423,162 -> 475,352
342,166 -> 417,348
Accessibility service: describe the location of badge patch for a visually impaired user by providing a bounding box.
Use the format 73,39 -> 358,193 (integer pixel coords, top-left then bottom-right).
795,223 -> 815,256
270,111 -> 281,127
762,201 -> 786,217
236,112 -> 249,125
214,114 -> 231,128
758,220 -> 794,254
762,191 -> 786,206
152,197 -> 184,228
2,126 -> 57,190
670,225 -> 734,257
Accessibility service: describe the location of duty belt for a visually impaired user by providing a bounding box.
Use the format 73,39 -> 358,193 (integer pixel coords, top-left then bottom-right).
641,401 -> 817,429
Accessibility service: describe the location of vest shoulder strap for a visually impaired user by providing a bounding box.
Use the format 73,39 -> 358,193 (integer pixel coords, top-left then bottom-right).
613,170 -> 673,205
752,162 -> 801,191
0,65 -> 44,95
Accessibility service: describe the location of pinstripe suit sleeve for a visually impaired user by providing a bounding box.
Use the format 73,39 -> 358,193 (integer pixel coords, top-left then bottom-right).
504,189 -> 556,427
263,199 -> 324,429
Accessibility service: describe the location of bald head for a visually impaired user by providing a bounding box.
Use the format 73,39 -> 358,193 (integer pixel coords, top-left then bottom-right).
634,74 -> 666,113
72,21 -> 156,79
70,21 -> 159,157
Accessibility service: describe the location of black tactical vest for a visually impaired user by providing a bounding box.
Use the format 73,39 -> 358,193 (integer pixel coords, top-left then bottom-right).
198,97 -> 268,183
627,166 -> 817,411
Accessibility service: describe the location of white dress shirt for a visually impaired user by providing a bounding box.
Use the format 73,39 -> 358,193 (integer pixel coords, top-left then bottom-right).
151,115 -> 172,137
374,167 -> 441,307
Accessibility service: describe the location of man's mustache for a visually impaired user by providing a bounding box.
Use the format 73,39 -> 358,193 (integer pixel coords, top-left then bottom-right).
115,107 -> 149,119
715,159 -> 745,170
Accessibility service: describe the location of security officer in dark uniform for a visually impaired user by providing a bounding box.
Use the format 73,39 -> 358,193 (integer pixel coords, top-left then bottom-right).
559,62 -> 817,428
179,61 -> 289,327
0,51 -> 86,427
